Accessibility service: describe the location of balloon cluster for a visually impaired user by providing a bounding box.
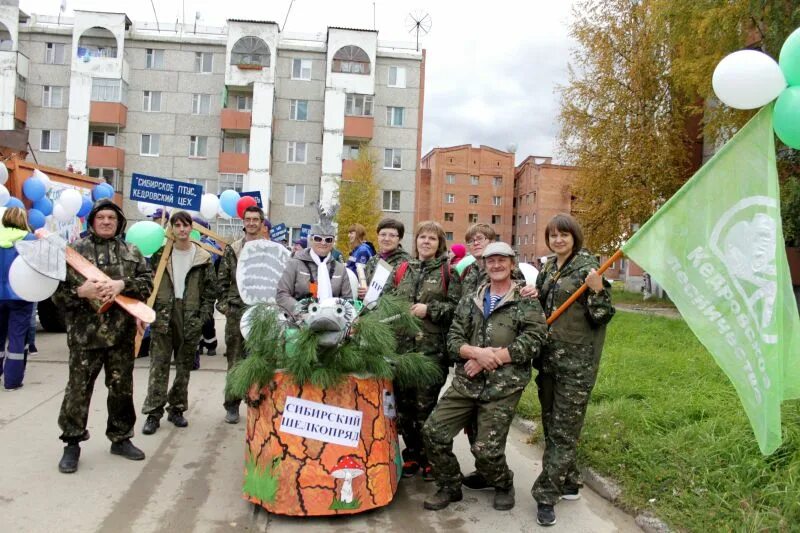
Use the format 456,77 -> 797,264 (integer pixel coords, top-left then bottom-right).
712,27 -> 800,148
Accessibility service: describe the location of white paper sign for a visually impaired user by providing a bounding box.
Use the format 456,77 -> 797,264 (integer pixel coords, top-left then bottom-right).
280,396 -> 363,447
363,259 -> 392,307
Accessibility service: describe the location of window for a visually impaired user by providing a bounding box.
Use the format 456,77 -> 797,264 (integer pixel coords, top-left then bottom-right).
285,184 -> 305,206
344,144 -> 360,160
290,99 -> 308,121
531,213 -> 536,223
468,213 -> 478,223
469,195 -> 479,204
446,174 -> 455,185
345,94 -> 373,116
91,78 -> 123,103
493,176 -> 502,187
15,74 -> 25,100
287,141 -> 307,163
145,48 -> 164,69
388,66 -> 406,88
192,94 -> 211,115
493,196 -> 502,206
525,215 -> 529,224
77,45 -> 117,59
382,190 -> 400,211
492,215 -> 501,224
386,106 -> 404,127
194,52 -> 213,73
140,134 -> 160,156
524,235 -> 528,245
291,58 -> 312,80
235,95 -> 252,111
231,36 -> 270,67
189,135 -> 208,157
45,42 -> 66,64
471,175 -> 479,186
332,45 -> 370,74
219,173 -> 244,193
90,131 -> 116,147
445,232 -> 454,241
42,86 -> 64,108
445,193 -> 455,204
88,168 -> 121,191
143,90 -> 162,112
40,130 -> 61,152
384,148 -> 402,169
224,137 -> 249,153
444,212 -> 454,222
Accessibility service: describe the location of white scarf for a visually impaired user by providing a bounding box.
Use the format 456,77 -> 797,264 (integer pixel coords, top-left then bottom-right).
309,249 -> 333,300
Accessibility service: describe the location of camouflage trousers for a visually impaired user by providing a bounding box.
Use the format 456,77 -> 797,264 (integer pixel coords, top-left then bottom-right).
531,342 -> 601,505
142,300 -> 201,418
396,361 -> 448,464
58,340 -> 136,444
223,307 -> 246,408
423,386 -> 522,491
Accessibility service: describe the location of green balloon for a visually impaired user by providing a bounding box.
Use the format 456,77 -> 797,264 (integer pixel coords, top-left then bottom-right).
190,229 -> 201,241
774,87 -> 800,149
125,220 -> 166,256
780,27 -> 800,86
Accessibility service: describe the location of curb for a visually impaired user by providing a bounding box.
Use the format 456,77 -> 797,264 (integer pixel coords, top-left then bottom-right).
512,415 -> 673,533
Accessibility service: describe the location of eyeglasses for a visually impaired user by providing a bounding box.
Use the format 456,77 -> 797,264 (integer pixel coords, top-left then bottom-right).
311,235 -> 335,244
468,235 -> 488,245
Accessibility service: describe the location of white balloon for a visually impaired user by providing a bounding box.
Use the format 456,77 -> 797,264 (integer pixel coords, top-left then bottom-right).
32,169 -> 53,191
712,50 -> 787,110
0,184 -> 9,206
199,193 -> 220,220
52,202 -> 74,223
137,201 -> 158,216
0,162 -> 7,185
58,189 -> 83,216
240,306 -> 257,340
9,256 -> 60,302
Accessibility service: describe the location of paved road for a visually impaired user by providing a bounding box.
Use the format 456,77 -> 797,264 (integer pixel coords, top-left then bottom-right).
0,318 -> 641,533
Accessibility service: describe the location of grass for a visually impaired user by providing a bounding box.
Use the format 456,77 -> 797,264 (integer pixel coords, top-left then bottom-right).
243,454 -> 281,503
517,311 -> 800,532
610,284 -> 676,308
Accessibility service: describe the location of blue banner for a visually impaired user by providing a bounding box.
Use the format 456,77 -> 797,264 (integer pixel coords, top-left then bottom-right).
270,223 -> 287,241
130,173 -> 202,211
300,224 -> 311,238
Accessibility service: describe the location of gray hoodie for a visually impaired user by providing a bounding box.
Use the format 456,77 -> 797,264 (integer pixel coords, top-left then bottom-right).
276,247 -> 353,315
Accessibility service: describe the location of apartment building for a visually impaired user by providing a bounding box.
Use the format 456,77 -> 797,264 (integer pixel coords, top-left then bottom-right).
0,3 -> 424,244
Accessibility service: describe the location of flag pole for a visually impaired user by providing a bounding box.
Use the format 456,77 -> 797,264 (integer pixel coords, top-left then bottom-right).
546,249 -> 624,326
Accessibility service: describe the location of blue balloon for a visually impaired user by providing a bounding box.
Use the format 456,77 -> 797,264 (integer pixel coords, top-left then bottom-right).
33,197 -> 53,216
219,190 -> 240,218
5,197 -> 24,209
22,178 -> 46,202
27,208 -> 46,230
92,182 -> 115,201
77,196 -> 93,218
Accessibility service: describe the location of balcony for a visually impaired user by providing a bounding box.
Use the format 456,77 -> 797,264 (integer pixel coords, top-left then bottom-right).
220,109 -> 252,131
219,152 -> 249,173
342,159 -> 358,180
343,116 -> 373,141
90,102 -> 127,127
14,97 -> 26,124
87,146 -> 125,172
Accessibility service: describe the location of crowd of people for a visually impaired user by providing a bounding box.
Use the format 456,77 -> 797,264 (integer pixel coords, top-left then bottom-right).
0,199 -> 614,527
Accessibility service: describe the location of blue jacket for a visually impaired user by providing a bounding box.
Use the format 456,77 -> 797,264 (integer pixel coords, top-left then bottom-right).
0,227 -> 34,301
346,241 -> 376,273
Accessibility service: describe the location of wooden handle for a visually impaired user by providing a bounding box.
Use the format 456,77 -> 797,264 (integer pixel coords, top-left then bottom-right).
546,250 -> 623,326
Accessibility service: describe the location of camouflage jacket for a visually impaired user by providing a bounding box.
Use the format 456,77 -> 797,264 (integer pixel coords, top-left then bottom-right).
536,250 -> 615,347
449,260 -> 526,306
385,253 -> 459,361
52,234 -> 152,350
364,246 -> 410,282
149,243 -> 217,336
216,237 -> 249,316
447,282 -> 548,400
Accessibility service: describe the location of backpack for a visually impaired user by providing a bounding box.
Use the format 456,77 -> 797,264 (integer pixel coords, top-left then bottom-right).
394,261 -> 450,297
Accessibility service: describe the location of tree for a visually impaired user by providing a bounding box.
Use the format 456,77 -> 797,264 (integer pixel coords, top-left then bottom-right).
335,144 -> 381,253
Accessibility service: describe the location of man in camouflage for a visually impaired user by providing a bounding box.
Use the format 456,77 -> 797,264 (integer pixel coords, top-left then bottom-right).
54,199 -> 153,474
359,218 -> 409,298
217,205 -> 266,424
422,242 -> 547,511
141,211 -> 216,434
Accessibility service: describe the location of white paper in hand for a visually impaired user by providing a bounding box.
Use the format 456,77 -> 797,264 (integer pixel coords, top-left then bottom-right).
363,259 -> 392,307
518,262 -> 540,286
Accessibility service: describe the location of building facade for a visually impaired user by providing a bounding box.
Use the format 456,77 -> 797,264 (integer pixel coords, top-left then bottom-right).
0,4 -> 424,245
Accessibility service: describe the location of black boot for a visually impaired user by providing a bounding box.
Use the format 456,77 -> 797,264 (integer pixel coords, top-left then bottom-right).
58,444 -> 80,474
110,439 -> 146,461
167,411 -> 188,428
423,487 -> 463,510
493,486 -> 515,510
225,405 -> 240,424
142,415 -> 160,435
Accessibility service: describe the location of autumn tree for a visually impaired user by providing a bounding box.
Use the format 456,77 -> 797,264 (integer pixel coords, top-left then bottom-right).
335,143 -> 381,253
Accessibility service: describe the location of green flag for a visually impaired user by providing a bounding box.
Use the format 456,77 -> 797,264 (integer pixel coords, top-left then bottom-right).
622,105 -> 800,455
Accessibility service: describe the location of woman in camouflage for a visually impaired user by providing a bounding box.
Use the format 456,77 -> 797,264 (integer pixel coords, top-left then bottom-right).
531,214 -> 615,527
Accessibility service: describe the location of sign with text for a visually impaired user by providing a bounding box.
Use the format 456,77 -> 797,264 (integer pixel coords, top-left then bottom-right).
300,224 -> 311,238
270,222 -> 288,241
241,191 -> 263,208
280,396 -> 363,447
130,173 -> 202,211
363,259 -> 392,306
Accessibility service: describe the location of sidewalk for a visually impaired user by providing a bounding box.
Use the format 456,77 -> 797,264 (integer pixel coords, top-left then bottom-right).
0,318 -> 641,533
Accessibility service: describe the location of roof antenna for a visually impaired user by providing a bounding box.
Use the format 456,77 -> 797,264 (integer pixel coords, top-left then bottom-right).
406,11 -> 431,51
282,0 -> 295,32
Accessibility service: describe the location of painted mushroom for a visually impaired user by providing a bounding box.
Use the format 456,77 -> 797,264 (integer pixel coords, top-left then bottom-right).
331,455 -> 364,503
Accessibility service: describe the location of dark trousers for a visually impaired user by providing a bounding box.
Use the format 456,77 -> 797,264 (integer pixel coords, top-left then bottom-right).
0,300 -> 34,389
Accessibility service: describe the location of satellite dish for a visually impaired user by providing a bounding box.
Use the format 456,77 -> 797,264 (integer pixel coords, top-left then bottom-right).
406,11 -> 431,51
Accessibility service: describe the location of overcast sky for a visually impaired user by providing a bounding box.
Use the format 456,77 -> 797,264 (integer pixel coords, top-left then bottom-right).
19,0 -> 576,162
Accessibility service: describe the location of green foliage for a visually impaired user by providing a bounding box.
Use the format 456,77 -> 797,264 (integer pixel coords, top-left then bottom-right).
781,175 -> 800,246
243,454 -> 281,503
335,143 -> 381,252
518,311 -> 800,531
329,497 -> 361,510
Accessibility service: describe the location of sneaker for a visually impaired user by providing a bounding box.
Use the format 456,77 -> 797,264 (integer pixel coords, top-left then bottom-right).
461,470 -> 492,491
110,439 -> 146,461
423,487 -> 463,511
225,406 -> 240,424
402,460 -> 420,478
58,444 -> 80,474
167,411 -> 188,428
142,415 -> 160,435
493,486 -> 515,510
27,344 -> 38,356
561,485 -> 581,501
206,348 -> 216,356
537,503 -> 557,527
421,464 -> 435,482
